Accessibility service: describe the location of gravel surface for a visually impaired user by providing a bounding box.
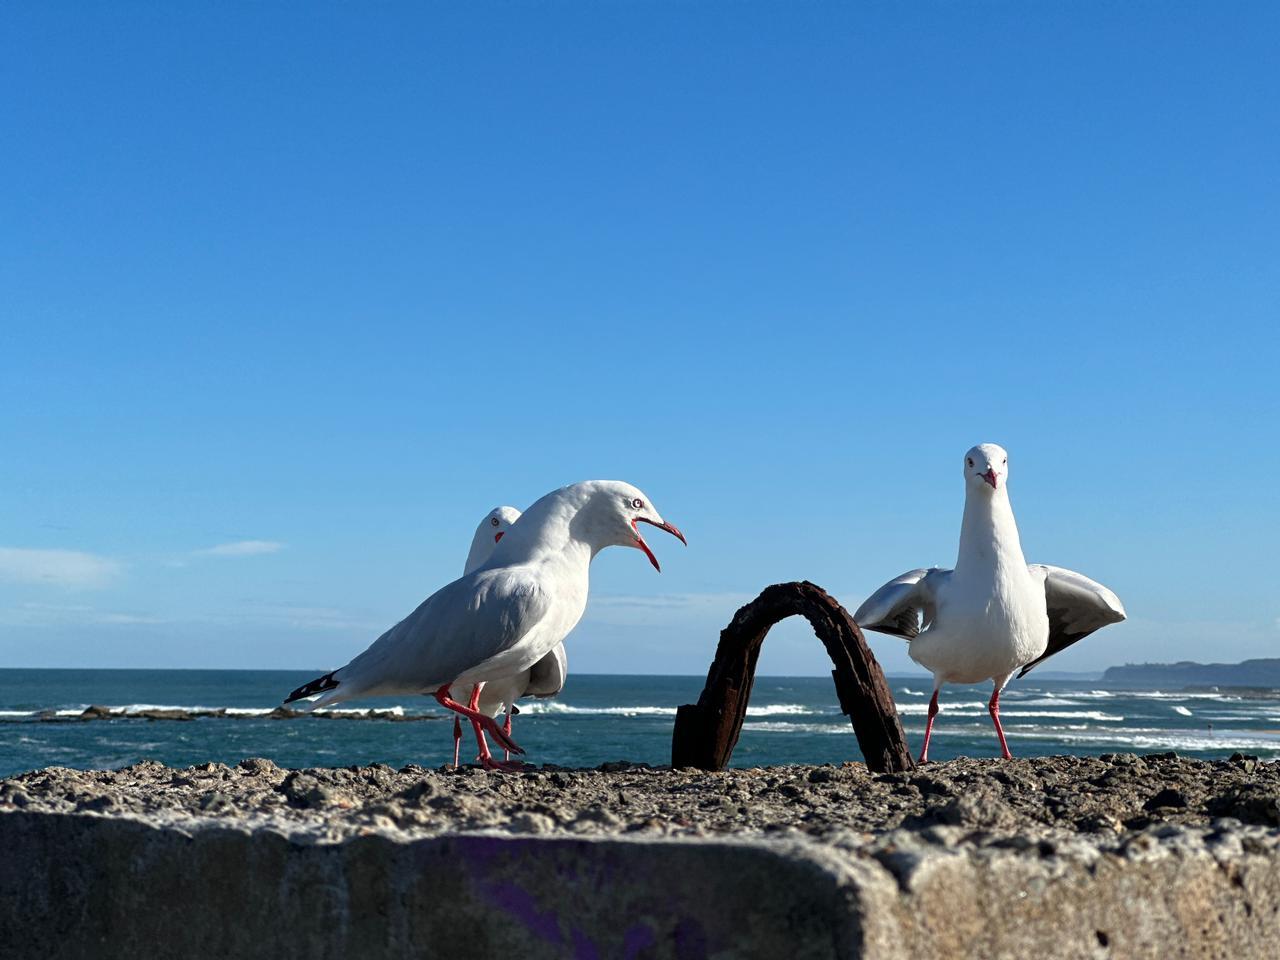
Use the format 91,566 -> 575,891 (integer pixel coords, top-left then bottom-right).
4,753 -> 1278,847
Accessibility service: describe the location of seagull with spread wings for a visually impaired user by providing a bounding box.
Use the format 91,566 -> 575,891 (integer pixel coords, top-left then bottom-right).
854,444 -> 1125,762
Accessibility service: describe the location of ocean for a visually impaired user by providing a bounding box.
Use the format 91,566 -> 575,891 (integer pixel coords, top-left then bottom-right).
2,668 -> 1278,779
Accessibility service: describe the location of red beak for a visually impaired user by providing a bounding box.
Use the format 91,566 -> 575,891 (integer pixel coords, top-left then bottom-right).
631,518 -> 687,572
982,468 -> 999,489
494,531 -> 505,543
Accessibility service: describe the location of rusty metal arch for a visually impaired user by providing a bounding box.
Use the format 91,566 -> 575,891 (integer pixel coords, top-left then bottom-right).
671,581 -> 915,773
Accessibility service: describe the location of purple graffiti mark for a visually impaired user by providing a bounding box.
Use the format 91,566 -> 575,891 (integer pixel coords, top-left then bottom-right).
448,839 -> 578,947
444,835 -> 664,956
448,836 -> 567,946
480,881 -> 564,947
570,926 -> 601,959
622,923 -> 657,958
674,917 -> 710,960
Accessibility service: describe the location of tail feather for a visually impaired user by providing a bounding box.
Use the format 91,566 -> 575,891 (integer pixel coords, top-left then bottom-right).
284,671 -> 340,705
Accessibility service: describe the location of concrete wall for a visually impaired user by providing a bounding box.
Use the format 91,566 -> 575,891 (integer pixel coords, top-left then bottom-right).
2,812 -> 1278,959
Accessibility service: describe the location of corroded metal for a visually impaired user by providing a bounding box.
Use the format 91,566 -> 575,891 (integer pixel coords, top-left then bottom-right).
671,581 -> 915,773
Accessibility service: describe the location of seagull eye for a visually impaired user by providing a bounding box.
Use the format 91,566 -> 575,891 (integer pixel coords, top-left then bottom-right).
490,517 -> 500,527
632,497 -> 644,509
967,458 -> 974,468
1002,457 -> 1007,464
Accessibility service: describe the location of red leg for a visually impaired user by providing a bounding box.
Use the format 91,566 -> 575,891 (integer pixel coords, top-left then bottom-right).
466,684 -> 491,762
433,684 -> 524,756
469,716 -> 524,771
469,688 -> 523,771
989,686 -> 1013,759
452,686 -> 484,766
919,689 -> 940,763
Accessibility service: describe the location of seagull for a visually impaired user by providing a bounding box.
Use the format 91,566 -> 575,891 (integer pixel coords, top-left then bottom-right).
283,480 -> 684,769
853,443 -> 1125,762
450,506 -> 568,767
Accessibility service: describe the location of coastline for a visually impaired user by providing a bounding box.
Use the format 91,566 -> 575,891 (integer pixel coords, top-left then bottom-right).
0,704 -> 435,723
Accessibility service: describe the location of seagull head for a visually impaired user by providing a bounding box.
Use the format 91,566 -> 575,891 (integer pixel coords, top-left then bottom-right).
464,505 -> 522,574
571,480 -> 687,572
479,506 -> 522,545
964,443 -> 1009,493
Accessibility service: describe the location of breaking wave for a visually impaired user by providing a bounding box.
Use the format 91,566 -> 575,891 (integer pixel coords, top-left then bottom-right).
741,721 -> 848,735
520,701 -> 816,718
520,703 -> 678,717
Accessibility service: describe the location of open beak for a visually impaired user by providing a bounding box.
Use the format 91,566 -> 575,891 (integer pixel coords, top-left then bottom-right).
631,517 -> 687,572
982,468 -> 999,489
493,531 -> 505,543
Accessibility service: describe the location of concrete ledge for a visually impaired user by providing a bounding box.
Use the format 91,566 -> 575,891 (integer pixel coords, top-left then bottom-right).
3,810 -> 1279,960
1,813 -> 867,960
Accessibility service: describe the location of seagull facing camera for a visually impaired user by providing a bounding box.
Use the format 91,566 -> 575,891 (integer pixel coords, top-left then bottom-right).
854,443 -> 1125,762
463,506 -> 522,576
965,442 -> 1008,491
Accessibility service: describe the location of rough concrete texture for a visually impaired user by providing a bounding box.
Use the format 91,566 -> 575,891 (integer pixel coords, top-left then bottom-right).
2,755 -> 1279,959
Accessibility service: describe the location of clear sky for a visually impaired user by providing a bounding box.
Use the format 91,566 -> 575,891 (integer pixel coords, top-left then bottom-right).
1,3 -> 1276,678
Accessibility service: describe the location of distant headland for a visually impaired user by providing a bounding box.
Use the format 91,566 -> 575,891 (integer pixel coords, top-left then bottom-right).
1102,658 -> 1280,689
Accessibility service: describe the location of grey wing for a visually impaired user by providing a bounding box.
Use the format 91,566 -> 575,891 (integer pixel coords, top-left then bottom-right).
338,570 -> 553,693
1018,565 -> 1126,677
524,642 -> 567,698
852,568 -> 950,640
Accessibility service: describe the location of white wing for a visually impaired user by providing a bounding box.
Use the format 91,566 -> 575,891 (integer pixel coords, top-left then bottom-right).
524,642 -> 567,698
325,568 -> 553,701
853,568 -> 951,640
1018,565 -> 1126,677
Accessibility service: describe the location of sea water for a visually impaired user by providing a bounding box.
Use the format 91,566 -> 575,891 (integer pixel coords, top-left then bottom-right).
2,669 -> 1277,778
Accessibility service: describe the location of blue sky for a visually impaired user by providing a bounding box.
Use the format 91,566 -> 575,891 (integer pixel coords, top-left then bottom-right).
1,3 -> 1276,678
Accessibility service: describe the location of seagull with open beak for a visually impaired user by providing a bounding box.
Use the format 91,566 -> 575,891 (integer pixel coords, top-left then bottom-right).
283,481 -> 685,769
631,506 -> 687,570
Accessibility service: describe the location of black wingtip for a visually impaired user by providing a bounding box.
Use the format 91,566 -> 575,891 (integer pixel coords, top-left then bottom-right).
284,671 -> 339,704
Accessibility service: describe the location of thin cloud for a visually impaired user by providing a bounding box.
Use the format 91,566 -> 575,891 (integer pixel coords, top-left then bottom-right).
590,591 -> 755,611
194,540 -> 285,558
242,603 -> 382,632
0,599 -> 373,632
0,547 -> 122,589
0,603 -> 167,627
201,600 -> 384,633
586,591 -> 756,626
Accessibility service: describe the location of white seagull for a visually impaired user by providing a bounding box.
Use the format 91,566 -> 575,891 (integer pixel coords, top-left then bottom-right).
853,444 -> 1125,762
284,480 -> 684,769
450,506 -> 568,767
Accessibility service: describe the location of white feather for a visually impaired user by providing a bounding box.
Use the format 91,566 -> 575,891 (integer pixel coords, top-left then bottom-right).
855,444 -> 1126,689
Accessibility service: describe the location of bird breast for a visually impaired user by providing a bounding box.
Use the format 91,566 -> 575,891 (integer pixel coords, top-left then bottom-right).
909,569 -> 1050,684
